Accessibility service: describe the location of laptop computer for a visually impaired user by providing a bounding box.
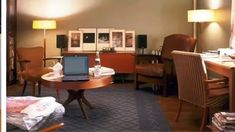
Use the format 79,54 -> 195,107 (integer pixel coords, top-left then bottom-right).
62,55 -> 89,82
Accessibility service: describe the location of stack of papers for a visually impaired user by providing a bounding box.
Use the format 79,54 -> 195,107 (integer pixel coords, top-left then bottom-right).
89,66 -> 115,76
212,112 -> 235,131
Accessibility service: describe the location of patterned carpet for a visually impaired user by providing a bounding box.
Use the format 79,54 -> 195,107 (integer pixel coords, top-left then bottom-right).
10,83 -> 172,132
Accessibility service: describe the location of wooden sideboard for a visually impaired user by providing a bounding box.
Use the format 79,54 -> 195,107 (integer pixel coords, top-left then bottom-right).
63,51 -> 136,74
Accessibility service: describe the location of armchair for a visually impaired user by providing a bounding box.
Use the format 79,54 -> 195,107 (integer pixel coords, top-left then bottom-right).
172,50 -> 229,131
17,46 -> 60,96
135,34 -> 196,96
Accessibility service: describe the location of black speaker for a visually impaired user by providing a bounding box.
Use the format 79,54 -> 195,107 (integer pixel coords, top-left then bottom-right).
56,35 -> 68,48
137,35 -> 147,48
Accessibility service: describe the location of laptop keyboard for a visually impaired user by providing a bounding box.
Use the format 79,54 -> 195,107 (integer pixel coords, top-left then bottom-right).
63,75 -> 89,81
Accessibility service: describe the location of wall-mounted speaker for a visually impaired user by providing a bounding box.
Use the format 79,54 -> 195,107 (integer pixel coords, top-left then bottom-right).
137,35 -> 147,49
56,35 -> 68,48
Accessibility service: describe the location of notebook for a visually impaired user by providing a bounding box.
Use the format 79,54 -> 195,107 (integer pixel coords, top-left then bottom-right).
62,55 -> 89,82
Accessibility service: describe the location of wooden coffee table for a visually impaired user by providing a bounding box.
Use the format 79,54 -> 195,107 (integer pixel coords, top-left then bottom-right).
41,73 -> 113,119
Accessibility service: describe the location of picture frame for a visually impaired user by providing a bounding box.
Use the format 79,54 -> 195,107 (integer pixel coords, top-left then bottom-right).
110,29 -> 125,51
79,28 -> 96,51
68,30 -> 83,51
96,28 -> 110,51
125,31 -> 135,51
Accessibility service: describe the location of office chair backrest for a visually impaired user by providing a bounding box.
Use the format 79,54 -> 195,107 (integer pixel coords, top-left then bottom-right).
172,50 -> 208,107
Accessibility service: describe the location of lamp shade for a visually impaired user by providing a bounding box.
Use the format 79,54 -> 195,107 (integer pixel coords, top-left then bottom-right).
32,20 -> 56,29
187,9 -> 215,22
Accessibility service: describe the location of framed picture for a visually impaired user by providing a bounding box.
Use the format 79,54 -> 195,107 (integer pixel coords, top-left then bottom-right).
68,30 -> 83,51
79,28 -> 96,51
125,31 -> 135,51
110,29 -> 125,51
96,28 -> 110,51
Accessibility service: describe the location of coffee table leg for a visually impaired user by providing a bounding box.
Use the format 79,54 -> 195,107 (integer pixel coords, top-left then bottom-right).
63,90 -> 76,106
80,90 -> 93,109
64,90 -> 93,119
77,97 -> 88,119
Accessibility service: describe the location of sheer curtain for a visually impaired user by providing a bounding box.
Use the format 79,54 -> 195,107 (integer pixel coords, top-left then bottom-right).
230,1 -> 235,49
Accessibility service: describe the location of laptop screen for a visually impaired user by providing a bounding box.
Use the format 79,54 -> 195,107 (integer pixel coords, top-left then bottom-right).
63,55 -> 89,75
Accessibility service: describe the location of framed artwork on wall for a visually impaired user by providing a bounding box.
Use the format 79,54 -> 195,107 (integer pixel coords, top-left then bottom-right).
110,29 -> 125,51
79,28 -> 96,51
96,28 -> 110,51
125,31 -> 135,51
68,30 -> 83,51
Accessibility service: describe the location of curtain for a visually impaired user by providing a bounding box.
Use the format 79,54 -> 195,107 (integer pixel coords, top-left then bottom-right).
230,1 -> 235,49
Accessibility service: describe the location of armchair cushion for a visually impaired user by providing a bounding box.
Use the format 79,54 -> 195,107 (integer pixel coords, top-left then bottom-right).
136,63 -> 164,77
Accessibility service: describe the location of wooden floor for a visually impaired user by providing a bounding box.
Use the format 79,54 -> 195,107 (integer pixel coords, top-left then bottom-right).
7,82 -> 217,131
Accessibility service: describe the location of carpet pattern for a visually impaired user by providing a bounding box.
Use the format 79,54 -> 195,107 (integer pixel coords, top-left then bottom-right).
11,84 -> 172,132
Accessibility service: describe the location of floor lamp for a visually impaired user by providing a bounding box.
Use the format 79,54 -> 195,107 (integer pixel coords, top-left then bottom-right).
187,9 -> 215,53
32,20 -> 57,66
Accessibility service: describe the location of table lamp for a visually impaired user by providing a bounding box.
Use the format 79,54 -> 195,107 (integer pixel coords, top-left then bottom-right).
187,9 -> 215,52
32,20 -> 56,66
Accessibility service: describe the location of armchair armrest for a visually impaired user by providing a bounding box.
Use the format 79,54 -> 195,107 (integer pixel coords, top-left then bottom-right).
43,56 -> 63,63
204,78 -> 228,90
18,59 -> 31,63
204,78 -> 228,83
18,59 -> 31,71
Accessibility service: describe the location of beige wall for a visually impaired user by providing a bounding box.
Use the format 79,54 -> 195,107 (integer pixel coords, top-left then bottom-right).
198,0 -> 231,51
17,0 -> 193,57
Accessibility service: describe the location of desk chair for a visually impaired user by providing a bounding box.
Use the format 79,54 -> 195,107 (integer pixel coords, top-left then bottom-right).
135,34 -> 196,96
17,46 -> 60,96
172,50 -> 229,131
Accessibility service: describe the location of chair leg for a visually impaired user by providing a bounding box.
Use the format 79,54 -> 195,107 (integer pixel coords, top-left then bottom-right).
163,76 -> 168,97
21,81 -> 27,96
135,73 -> 139,90
175,100 -> 183,122
31,82 -> 36,96
38,81 -> 41,96
200,107 -> 209,131
56,88 -> 60,100
163,85 -> 168,97
153,84 -> 157,95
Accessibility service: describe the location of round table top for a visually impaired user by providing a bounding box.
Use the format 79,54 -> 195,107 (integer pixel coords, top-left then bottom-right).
41,72 -> 113,90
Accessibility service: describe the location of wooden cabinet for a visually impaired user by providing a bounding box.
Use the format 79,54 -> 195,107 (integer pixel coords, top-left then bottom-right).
7,0 -> 17,85
63,51 -> 136,73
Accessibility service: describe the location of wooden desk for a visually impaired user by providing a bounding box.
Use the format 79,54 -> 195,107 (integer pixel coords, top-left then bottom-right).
63,51 -> 135,73
41,73 -> 113,119
205,59 -> 235,112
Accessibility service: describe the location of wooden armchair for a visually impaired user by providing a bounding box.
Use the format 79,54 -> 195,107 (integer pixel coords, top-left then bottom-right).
172,50 -> 229,131
135,34 -> 196,96
17,46 -> 60,96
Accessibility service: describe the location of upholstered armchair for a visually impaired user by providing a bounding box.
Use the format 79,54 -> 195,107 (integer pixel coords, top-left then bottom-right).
135,34 -> 196,96
17,46 -> 60,96
172,50 -> 229,131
